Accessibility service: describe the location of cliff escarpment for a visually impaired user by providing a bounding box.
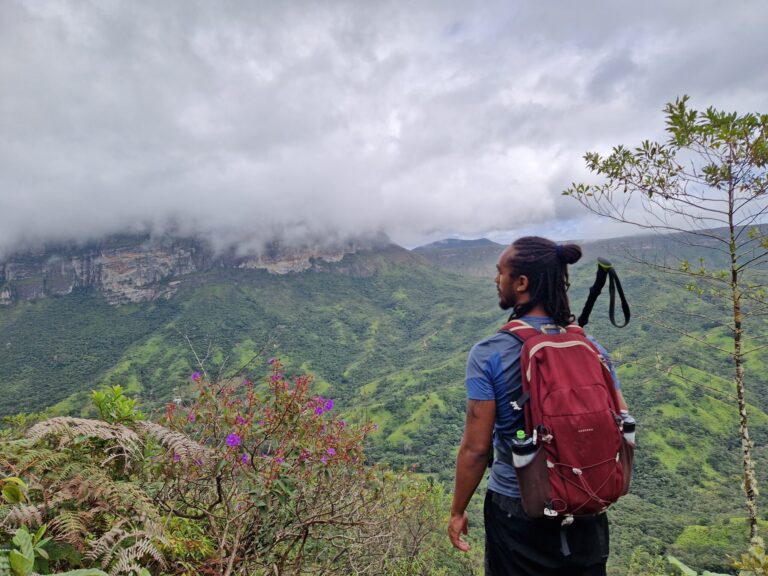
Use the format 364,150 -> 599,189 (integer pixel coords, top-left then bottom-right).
0,236 -> 370,305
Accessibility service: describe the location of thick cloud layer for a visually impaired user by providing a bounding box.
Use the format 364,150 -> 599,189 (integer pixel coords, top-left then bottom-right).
1,0 -> 767,254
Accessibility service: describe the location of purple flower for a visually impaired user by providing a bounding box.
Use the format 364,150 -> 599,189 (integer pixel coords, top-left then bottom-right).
373,423 -> 379,431
226,433 -> 241,447
271,373 -> 281,382
191,371 -> 202,382
314,406 -> 323,416
276,456 -> 284,464
173,453 -> 181,462
188,413 -> 196,423
338,419 -> 346,427
241,453 -> 250,463
242,378 -> 251,386
194,458 -> 204,466
235,415 -> 246,425
320,455 -> 327,464
324,399 -> 334,412
258,419 -> 265,426
268,357 -> 276,365
327,448 -> 336,456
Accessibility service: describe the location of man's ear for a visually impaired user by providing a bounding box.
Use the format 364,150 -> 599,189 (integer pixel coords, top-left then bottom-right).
516,275 -> 529,292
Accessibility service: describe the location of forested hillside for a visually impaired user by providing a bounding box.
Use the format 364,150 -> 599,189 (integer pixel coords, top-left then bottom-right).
1,234 -> 767,574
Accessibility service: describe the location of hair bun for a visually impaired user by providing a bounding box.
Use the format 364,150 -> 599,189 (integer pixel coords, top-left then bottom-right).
558,243 -> 582,265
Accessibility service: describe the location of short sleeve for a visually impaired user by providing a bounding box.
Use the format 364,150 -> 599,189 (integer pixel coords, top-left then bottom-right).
465,342 -> 497,400
588,336 -> 622,391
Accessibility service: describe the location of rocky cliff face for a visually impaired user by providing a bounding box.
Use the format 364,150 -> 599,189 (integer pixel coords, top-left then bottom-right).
0,236 -> 366,305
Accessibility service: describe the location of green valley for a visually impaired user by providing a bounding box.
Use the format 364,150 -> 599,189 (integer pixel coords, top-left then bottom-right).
1,234 -> 767,574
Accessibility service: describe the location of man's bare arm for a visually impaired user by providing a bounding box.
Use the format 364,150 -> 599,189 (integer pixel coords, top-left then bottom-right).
448,399 -> 495,551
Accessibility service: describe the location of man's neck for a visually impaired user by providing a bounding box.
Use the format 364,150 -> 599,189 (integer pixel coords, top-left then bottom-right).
523,303 -> 548,317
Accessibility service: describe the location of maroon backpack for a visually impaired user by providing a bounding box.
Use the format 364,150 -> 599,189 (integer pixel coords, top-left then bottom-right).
499,319 -> 634,522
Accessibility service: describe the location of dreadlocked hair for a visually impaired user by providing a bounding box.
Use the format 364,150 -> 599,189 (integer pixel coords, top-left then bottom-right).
506,236 -> 582,327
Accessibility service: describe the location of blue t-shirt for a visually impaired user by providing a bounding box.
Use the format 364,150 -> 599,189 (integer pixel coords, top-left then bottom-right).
465,316 -> 620,498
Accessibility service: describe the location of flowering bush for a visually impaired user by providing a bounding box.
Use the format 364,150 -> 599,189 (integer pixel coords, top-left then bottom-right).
153,360 -> 465,575
0,361 -> 472,575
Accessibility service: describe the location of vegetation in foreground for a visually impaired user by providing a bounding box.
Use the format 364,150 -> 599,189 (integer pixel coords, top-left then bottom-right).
0,365 -> 475,575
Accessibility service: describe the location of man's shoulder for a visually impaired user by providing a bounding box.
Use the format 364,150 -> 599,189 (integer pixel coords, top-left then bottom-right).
469,331 -> 521,360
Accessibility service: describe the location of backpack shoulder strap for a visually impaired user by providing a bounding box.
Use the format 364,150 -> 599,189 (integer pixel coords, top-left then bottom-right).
498,319 -> 539,342
564,323 -> 586,337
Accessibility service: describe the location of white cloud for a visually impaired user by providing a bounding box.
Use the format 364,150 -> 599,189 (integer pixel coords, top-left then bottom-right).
1,0 -> 767,254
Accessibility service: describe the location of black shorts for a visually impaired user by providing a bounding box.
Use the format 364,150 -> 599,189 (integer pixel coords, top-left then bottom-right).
484,491 -> 609,576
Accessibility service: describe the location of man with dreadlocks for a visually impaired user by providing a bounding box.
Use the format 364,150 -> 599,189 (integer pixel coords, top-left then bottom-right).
448,236 -> 628,576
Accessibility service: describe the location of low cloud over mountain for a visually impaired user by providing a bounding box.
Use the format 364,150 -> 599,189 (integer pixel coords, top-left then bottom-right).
2,0 -> 767,255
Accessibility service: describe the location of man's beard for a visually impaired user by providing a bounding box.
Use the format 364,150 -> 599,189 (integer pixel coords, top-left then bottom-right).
498,291 -> 516,310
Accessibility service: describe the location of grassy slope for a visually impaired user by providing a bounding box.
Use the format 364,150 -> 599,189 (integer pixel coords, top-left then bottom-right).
1,238 -> 767,573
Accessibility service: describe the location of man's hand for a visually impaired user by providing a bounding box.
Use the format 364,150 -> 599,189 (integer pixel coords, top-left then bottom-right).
448,511 -> 470,551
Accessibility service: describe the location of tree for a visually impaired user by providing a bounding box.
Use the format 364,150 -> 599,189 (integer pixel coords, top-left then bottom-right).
565,96 -> 768,543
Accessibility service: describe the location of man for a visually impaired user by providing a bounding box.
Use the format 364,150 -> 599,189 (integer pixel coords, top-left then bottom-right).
448,236 -> 628,576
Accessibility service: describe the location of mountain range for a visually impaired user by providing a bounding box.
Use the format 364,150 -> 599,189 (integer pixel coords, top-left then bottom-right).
1,232 -> 767,574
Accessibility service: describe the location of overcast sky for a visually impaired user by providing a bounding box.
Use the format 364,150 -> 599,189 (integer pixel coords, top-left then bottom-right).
1,0 -> 767,255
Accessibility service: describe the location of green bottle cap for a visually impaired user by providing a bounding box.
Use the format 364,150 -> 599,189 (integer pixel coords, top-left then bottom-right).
516,430 -> 526,440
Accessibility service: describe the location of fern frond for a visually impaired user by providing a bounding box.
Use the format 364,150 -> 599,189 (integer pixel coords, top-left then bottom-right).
135,421 -> 209,460
27,418 -> 142,459
109,536 -> 166,576
1,503 -> 43,527
49,510 -> 89,547
113,482 -> 159,522
17,447 -> 71,474
86,522 -> 129,567
50,461 -> 100,484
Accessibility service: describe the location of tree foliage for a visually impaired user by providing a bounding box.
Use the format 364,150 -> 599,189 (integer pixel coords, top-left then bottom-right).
565,96 -> 768,543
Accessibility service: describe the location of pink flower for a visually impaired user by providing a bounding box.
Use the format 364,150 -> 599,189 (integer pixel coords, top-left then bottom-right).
191,371 -> 202,382
268,357 -> 276,365
320,455 -> 327,464
327,448 -> 336,456
226,433 -> 241,447
173,453 -> 181,462
188,413 -> 196,423
235,415 -> 246,425
258,420 -> 265,426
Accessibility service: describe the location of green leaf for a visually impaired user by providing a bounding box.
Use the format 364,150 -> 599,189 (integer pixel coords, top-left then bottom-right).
11,528 -> 33,559
1,477 -> 28,504
33,524 -> 46,545
3,483 -> 24,504
8,549 -> 33,576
